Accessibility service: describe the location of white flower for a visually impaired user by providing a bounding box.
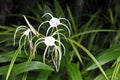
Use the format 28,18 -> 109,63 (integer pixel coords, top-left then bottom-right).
34,31 -> 66,72
13,14 -> 70,72
14,16 -> 40,55
13,25 -> 32,54
38,13 -> 71,36
14,26 -> 32,46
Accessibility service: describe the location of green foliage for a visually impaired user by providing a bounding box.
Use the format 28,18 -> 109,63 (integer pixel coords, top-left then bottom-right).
86,44 -> 120,71
67,63 -> 82,80
0,0 -> 119,80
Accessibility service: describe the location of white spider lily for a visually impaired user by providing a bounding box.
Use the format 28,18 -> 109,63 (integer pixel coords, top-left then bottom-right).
34,31 -> 66,72
38,13 -> 71,36
13,26 -> 32,55
13,16 -> 37,54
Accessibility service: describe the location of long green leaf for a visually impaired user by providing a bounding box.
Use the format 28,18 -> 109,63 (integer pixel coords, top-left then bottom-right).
0,50 -> 27,63
111,56 -> 120,80
67,63 -> 82,80
86,44 -> 120,71
54,0 -> 64,17
6,46 -> 22,80
0,61 -> 53,78
0,25 -> 14,31
10,61 -> 53,78
67,5 -> 77,35
69,39 -> 83,64
71,29 -> 116,38
95,68 -> 120,80
68,38 -> 108,80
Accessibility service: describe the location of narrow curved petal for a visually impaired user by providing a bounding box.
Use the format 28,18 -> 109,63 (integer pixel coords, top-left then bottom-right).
33,41 -> 44,55
35,38 -> 45,46
46,48 -> 51,58
55,46 -> 62,62
59,18 -> 71,30
46,26 -> 52,36
35,40 -> 44,47
59,33 -> 68,41
16,26 -> 28,30
55,40 -> 66,55
34,40 -> 44,54
51,47 -> 58,71
51,29 -> 68,42
13,27 -> 27,46
19,34 -> 25,48
42,13 -> 53,18
52,46 -> 61,72
14,26 -> 27,35
60,23 -> 71,37
43,46 -> 49,63
38,21 -> 49,32
54,32 -> 68,41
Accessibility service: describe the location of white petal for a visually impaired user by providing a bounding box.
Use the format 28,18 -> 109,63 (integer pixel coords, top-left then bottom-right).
42,13 -> 53,18
55,40 -> 66,55
38,21 -> 49,32
59,18 -> 71,30
60,23 -> 71,37
43,46 -> 49,63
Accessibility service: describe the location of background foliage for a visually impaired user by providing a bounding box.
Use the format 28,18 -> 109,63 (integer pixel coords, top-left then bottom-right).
0,0 -> 120,80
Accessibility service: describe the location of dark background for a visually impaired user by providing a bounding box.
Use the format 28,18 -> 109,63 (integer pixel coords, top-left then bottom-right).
0,0 -> 115,25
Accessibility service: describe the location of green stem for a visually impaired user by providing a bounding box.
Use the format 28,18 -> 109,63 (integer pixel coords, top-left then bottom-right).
6,45 -> 23,80
22,41 -> 35,80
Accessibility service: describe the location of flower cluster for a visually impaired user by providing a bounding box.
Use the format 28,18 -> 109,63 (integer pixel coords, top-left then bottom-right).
14,13 -> 71,72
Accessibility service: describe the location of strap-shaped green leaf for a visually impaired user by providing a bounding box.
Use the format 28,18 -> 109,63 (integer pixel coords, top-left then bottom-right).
0,61 -> 53,79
